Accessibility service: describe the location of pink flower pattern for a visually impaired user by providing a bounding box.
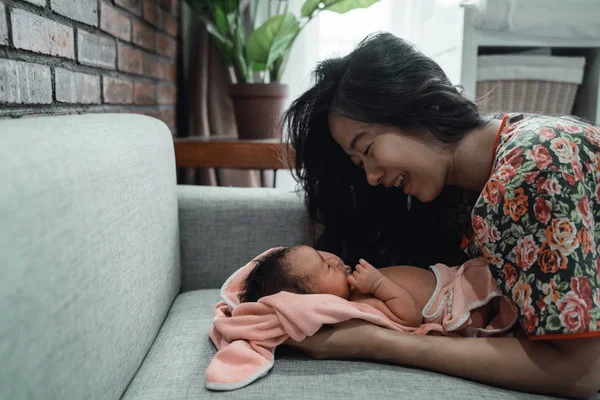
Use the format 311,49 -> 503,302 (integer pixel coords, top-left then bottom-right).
465,114 -> 600,337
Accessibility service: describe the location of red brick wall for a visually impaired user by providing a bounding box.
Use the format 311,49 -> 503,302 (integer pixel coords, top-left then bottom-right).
0,0 -> 179,135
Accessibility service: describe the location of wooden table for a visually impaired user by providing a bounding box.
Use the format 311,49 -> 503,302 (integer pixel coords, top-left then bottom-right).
173,136 -> 294,187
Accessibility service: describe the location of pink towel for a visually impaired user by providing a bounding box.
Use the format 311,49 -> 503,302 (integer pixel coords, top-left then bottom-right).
423,258 -> 518,337
205,249 -> 516,391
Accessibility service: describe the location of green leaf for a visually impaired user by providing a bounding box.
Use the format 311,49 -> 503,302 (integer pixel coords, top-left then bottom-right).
252,62 -> 266,72
301,0 -> 380,18
558,282 -> 569,292
301,0 -> 321,17
575,263 -> 584,278
546,314 -> 562,332
521,161 -> 536,172
536,280 -> 544,291
213,39 -> 232,66
247,13 -> 300,69
214,7 -> 229,36
194,11 -> 232,45
526,273 -> 535,284
324,0 -> 381,14
538,327 -> 546,335
271,49 -> 291,81
586,265 -> 596,278
572,251 -> 580,264
570,208 -> 580,223
222,0 -> 240,14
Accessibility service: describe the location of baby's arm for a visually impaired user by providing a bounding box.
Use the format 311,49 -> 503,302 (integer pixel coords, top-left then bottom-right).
348,259 -> 422,327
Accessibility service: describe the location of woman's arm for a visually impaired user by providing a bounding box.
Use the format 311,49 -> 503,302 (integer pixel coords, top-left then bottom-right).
376,329 -> 600,399
288,320 -> 600,399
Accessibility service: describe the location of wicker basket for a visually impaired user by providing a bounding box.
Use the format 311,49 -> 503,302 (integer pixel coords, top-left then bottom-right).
475,55 -> 586,116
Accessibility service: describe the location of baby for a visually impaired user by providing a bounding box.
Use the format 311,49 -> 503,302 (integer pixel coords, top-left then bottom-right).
239,245 -> 511,335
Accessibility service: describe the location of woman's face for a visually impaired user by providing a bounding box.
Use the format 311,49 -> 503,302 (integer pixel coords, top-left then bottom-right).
329,113 -> 450,203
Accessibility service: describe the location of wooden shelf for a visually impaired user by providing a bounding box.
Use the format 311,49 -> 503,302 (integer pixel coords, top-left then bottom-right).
174,136 -> 294,170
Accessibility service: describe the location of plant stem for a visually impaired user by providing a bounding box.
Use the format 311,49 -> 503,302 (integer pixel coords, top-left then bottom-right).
268,0 -> 272,18
251,0 -> 258,29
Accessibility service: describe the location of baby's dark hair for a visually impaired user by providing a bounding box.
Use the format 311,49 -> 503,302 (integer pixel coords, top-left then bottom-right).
238,246 -> 313,303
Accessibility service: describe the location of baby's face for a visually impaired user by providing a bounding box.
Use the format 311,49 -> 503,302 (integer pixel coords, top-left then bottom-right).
289,246 -> 352,299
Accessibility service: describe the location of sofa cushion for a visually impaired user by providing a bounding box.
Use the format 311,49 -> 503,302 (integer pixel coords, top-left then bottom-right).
0,114 -> 180,400
177,185 -> 309,292
122,290 -> 567,400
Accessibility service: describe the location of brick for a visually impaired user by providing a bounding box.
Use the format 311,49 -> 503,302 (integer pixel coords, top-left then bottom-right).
51,0 -> 98,26
0,59 -> 51,104
164,14 -> 177,37
103,76 -> 133,104
156,33 -> 176,58
55,68 -> 100,104
159,108 -> 175,129
143,53 -> 163,79
171,0 -> 178,16
100,2 -> 131,41
115,0 -> 141,16
156,84 -> 176,104
134,82 -> 155,104
117,42 -> 143,74
135,109 -> 160,119
132,20 -> 155,51
0,3 -> 7,46
22,0 -> 46,6
77,30 -> 116,69
156,0 -> 170,10
143,0 -> 162,29
12,9 -> 74,59
165,61 -> 176,82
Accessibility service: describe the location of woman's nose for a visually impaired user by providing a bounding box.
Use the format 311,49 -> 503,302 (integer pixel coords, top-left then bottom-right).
364,162 -> 384,187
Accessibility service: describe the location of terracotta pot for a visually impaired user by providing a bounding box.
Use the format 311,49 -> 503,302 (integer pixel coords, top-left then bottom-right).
229,83 -> 289,139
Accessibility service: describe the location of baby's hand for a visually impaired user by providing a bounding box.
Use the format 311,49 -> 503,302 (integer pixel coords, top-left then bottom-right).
347,259 -> 384,294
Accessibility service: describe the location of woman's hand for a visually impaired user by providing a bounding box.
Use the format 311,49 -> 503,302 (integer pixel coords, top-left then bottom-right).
283,319 -> 391,360
284,319 -> 600,398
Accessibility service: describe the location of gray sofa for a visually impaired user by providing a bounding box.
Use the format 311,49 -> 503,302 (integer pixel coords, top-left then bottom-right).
0,114 -> 576,399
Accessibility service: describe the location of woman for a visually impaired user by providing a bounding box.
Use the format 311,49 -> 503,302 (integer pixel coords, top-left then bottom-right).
282,32 -> 600,398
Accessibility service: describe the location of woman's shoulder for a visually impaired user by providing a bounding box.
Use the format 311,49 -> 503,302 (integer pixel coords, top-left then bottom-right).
492,115 -> 600,178
475,113 -> 600,229
494,114 -> 600,174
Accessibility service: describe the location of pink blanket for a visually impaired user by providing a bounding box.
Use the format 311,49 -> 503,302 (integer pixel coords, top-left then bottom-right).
205,249 -> 514,391
206,248 -> 446,391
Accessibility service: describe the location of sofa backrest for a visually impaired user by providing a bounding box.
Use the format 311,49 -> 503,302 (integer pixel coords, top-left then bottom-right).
177,185 -> 310,292
0,114 -> 181,400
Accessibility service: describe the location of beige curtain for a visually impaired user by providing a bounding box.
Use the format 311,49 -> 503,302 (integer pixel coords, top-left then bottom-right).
182,17 -> 260,187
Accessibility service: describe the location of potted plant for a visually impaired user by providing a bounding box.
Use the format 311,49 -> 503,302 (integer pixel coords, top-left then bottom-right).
185,0 -> 380,139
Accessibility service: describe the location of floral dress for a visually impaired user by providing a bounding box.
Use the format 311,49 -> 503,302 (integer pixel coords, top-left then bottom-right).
463,113 -> 600,340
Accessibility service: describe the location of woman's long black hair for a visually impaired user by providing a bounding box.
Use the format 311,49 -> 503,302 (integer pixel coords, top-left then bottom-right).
282,32 -> 489,268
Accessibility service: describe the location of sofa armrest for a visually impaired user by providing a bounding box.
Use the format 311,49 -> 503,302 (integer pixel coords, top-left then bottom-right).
177,185 -> 309,291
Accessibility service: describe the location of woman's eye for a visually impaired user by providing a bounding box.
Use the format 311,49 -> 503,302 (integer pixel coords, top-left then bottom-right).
363,144 -> 372,156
